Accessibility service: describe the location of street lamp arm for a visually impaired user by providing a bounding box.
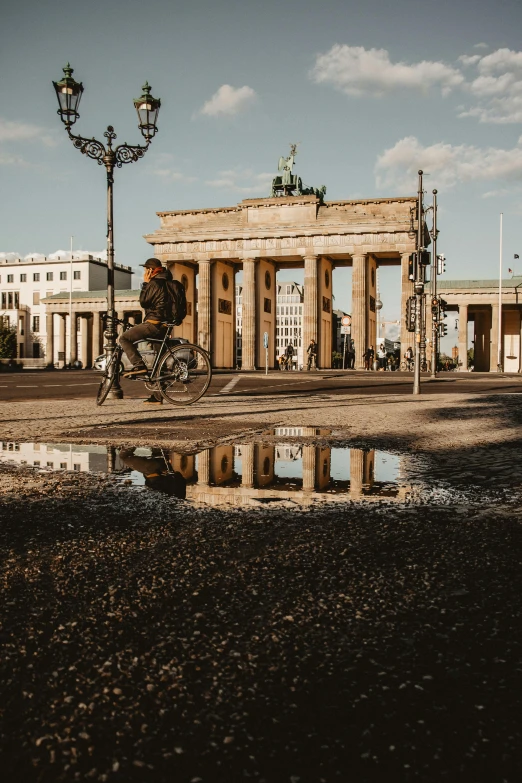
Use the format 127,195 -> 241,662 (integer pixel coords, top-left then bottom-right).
67,128 -> 106,165
114,140 -> 149,167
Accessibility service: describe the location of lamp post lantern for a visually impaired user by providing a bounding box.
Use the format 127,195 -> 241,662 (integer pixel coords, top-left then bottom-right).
52,64 -> 160,397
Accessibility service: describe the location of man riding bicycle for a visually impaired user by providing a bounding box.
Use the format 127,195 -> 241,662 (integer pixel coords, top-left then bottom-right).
119,257 -> 172,405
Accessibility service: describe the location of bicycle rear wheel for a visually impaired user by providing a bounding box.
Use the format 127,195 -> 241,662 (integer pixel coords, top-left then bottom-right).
96,350 -> 120,406
157,344 -> 212,406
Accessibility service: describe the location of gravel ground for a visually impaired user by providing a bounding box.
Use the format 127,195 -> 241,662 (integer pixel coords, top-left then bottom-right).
2,391 -> 522,782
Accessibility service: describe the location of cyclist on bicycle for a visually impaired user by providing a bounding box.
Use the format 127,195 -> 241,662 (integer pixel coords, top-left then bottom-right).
120,257 -> 172,404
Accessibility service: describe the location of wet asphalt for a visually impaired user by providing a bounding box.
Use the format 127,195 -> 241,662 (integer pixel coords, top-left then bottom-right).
2,434 -> 522,783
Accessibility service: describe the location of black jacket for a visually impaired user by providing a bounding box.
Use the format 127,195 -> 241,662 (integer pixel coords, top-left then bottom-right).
140,269 -> 171,322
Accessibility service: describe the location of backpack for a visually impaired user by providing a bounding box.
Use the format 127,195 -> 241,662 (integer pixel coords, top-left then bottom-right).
165,278 -> 187,325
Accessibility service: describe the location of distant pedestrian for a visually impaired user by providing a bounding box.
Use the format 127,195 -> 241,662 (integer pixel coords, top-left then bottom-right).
363,345 -> 374,371
285,343 -> 294,371
377,343 -> 386,370
346,338 -> 355,369
306,339 -> 317,370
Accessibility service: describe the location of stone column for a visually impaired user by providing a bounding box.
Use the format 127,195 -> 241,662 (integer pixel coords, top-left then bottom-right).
92,312 -> 101,358
241,443 -> 254,488
490,303 -> 500,372
458,304 -> 468,370
80,316 -> 89,367
46,312 -> 54,366
197,260 -> 211,356
352,254 -> 367,369
198,449 -> 210,486
302,445 -> 316,492
350,449 -> 364,498
303,255 -> 319,359
242,259 -> 256,371
59,314 -> 66,365
69,311 -> 77,364
400,252 -> 414,357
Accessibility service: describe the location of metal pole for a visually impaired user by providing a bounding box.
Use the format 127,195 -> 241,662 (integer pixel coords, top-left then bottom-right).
343,333 -> 346,369
413,170 -> 424,395
69,235 -> 73,367
498,213 -> 503,372
431,190 -> 438,377
104,156 -> 123,398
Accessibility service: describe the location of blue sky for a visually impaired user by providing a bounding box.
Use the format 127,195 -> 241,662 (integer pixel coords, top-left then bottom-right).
1,0 -> 522,342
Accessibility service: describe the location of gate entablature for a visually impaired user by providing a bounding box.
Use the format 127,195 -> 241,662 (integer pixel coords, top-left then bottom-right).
145,194 -> 418,370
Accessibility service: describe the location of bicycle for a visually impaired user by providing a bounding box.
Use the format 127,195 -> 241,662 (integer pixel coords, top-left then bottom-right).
96,319 -> 212,407
400,357 -> 414,371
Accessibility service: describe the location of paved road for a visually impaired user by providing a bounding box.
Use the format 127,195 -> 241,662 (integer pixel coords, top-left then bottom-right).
0,368 -> 521,403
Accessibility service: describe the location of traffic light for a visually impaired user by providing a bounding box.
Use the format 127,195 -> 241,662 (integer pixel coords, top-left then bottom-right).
437,254 -> 446,275
419,250 -> 431,266
431,296 -> 439,319
408,253 -> 416,281
406,296 -> 416,332
439,298 -> 448,319
438,323 -> 448,337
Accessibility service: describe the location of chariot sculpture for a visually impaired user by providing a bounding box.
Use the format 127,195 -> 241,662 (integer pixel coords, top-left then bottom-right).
270,144 -> 326,201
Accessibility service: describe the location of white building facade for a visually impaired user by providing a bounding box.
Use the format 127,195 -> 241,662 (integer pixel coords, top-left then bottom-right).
0,254 -> 132,365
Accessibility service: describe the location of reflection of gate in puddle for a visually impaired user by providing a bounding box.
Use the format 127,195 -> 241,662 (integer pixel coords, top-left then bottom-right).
172,444 -> 407,507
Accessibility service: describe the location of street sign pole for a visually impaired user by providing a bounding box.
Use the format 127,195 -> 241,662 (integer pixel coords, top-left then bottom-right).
263,331 -> 269,375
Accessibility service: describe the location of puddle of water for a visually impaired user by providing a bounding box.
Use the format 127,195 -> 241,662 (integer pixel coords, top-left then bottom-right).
0,438 -> 413,506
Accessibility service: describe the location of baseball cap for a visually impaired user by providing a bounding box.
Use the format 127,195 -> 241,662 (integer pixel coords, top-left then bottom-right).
140,258 -> 162,269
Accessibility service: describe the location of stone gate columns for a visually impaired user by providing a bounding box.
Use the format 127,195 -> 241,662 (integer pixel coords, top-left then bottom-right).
473,310 -> 489,372
92,312 -> 101,359
458,304 -> 468,369
303,255 -> 319,360
241,443 -> 255,488
197,259 -> 211,356
80,316 -> 90,367
317,258 -> 333,369
59,314 -> 66,365
352,254 -> 368,369
168,263 -> 196,343
69,312 -> 77,364
46,312 -> 54,366
198,449 -> 210,486
490,303 -> 500,372
242,259 -> 256,370
256,260 -> 276,368
302,445 -> 316,492
400,252 -> 414,357
211,262 -> 235,368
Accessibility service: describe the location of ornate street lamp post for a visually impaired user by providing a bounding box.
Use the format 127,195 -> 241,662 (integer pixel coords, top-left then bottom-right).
52,64 -> 160,397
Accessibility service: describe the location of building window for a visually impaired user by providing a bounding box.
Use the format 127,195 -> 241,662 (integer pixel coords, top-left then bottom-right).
7,274 -> 13,283
73,271 -> 81,280
60,463 -> 67,469
46,272 -> 53,281
20,274 -> 27,282
34,461 -> 40,466
46,462 -> 54,467
33,292 -> 40,305
33,273 -> 40,282
73,464 -> 81,471
2,292 -> 19,309
32,316 -> 40,332
32,343 -> 41,358
60,271 -> 67,281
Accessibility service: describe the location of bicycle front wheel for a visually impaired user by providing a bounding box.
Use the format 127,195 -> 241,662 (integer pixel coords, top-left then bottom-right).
157,344 -> 212,406
96,350 -> 120,406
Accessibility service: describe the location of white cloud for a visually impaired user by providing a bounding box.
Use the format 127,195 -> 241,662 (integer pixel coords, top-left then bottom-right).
152,168 -> 197,183
375,135 -> 522,192
0,152 -> 31,167
458,54 -> 482,67
197,84 -> 257,117
0,119 -> 57,147
205,168 -> 273,194
474,42 -> 489,50
310,45 -> 464,97
459,48 -> 522,123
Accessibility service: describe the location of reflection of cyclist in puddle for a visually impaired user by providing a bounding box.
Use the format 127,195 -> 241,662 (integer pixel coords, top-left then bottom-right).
119,447 -> 186,498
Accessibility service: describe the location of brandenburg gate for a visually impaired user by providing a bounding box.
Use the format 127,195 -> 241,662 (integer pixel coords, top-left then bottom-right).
145,194 -> 418,369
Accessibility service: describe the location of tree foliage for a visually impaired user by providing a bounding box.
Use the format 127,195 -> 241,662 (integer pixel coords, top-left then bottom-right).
0,321 -> 17,359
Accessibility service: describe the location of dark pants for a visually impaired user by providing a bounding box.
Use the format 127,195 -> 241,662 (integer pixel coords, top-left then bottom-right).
119,321 -> 167,368
119,321 -> 167,401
